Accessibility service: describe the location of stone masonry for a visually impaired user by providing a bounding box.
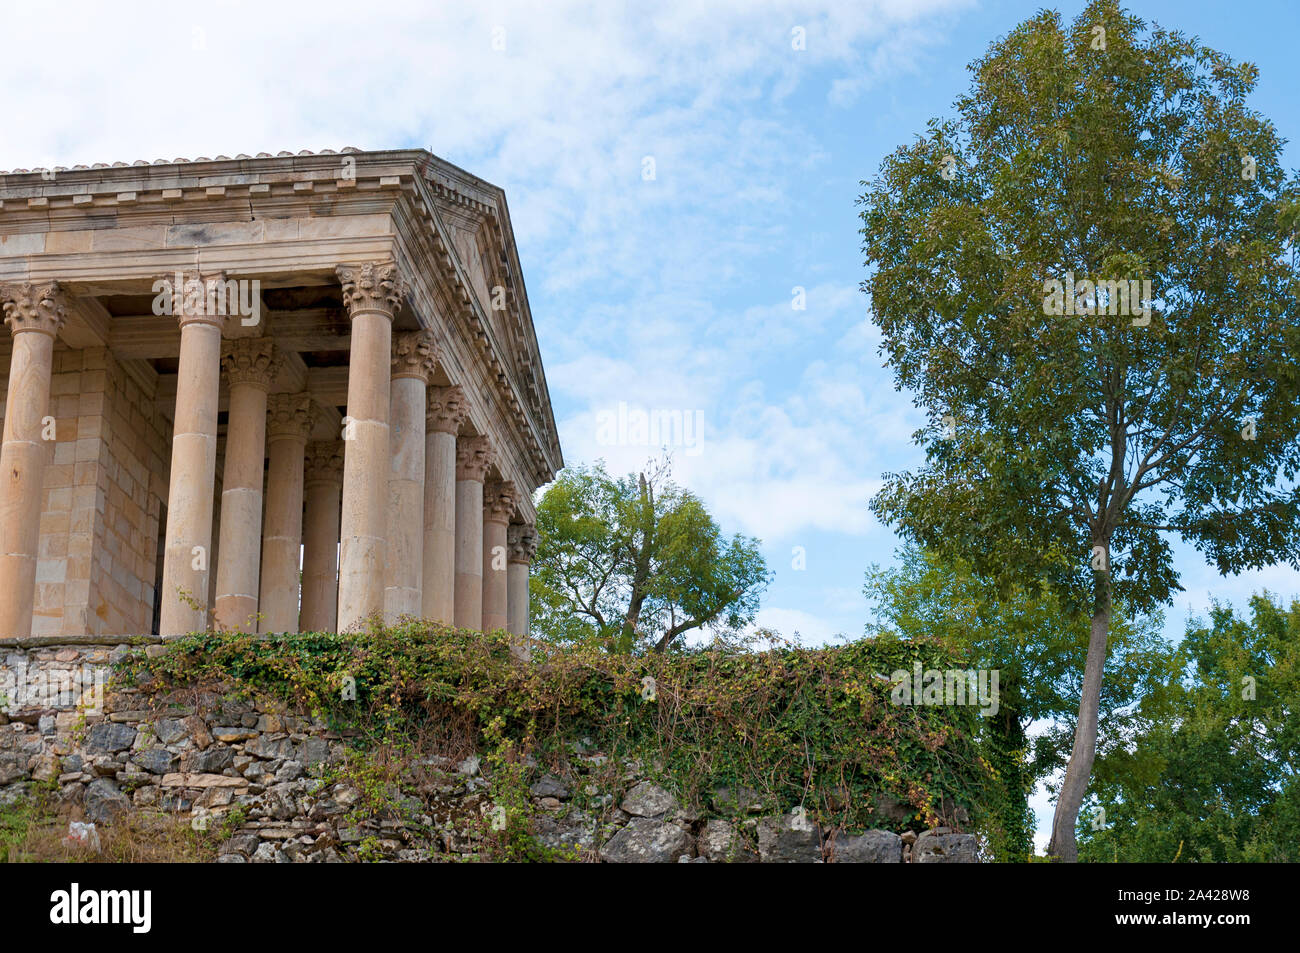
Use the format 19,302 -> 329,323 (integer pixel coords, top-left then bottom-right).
0,637 -> 982,863
0,149 -> 561,641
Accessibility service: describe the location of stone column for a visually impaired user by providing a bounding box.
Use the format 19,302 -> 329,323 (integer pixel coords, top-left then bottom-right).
422,385 -> 466,624
453,435 -> 492,630
0,283 -> 67,640
213,339 -> 281,631
482,480 -> 517,634
384,331 -> 437,622
301,440 -> 344,633
258,394 -> 314,633
336,261 -> 406,632
507,523 -> 538,647
159,277 -> 228,636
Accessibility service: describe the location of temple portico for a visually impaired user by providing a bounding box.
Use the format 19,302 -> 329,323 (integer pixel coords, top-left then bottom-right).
0,149 -> 561,642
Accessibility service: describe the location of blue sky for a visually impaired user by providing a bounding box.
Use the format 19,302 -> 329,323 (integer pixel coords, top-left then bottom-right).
4,0 -> 1298,851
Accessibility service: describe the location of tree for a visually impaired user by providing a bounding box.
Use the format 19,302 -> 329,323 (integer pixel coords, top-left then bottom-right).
1079,594 -> 1300,862
859,0 -> 1300,859
865,544 -> 1176,860
531,460 -> 770,653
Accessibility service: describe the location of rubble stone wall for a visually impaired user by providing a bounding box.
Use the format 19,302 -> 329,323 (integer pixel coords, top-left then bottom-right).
0,637 -> 982,863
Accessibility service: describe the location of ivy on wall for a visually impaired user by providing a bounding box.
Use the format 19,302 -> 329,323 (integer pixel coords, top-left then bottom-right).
123,622 -> 1016,855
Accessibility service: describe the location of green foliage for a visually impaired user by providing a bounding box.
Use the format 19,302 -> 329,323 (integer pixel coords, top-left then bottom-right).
859,0 -> 1300,859
864,544 -> 1179,859
479,716 -> 577,862
121,621 -> 1011,842
865,545 -> 1173,726
212,804 -> 249,842
532,460 -> 770,652
0,781 -> 57,863
1079,594 -> 1300,862
861,0 -> 1300,613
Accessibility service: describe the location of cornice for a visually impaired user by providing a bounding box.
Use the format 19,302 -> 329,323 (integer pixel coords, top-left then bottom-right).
0,147 -> 564,490
397,173 -> 562,486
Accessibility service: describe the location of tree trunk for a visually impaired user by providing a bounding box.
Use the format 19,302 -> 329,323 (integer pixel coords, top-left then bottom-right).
617,473 -> 654,653
1048,580 -> 1111,862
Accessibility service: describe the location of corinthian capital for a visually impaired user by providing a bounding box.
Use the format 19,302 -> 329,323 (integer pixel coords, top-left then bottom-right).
267,393 -> 316,440
391,330 -> 438,382
305,440 -> 345,485
507,523 -> 538,564
484,480 -> 518,525
455,435 -> 494,482
426,385 -> 468,435
166,271 -> 235,331
221,338 -> 282,389
1,282 -> 69,337
337,260 -> 408,318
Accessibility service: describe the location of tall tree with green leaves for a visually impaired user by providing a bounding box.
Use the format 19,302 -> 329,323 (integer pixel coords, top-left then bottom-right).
1079,594 -> 1300,862
865,545 -> 1176,860
531,461 -> 769,653
859,0 -> 1300,859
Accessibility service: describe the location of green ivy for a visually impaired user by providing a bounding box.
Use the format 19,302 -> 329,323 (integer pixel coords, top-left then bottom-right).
120,621 -> 1013,845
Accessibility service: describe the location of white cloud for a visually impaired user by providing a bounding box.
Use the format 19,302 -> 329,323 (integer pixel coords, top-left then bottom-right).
1165,558 -> 1300,637
755,606 -> 852,644
1,0 -> 971,640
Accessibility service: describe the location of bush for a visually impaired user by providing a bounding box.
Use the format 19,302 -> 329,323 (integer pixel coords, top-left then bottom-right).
121,621 -> 1012,844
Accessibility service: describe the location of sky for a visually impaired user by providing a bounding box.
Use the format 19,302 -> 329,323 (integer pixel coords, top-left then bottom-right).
4,0 -> 1298,852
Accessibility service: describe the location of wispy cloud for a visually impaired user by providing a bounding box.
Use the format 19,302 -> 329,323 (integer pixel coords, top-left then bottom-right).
0,0 -> 988,644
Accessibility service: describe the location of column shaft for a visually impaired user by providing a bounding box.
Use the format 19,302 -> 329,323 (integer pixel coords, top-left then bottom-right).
506,523 -> 537,640
259,395 -> 313,632
384,332 -> 436,622
336,262 -> 406,632
301,441 -> 343,633
422,386 -> 466,624
213,339 -> 279,631
159,284 -> 226,637
0,283 -> 66,640
482,480 -> 517,633
453,435 -> 492,630
506,561 -> 530,635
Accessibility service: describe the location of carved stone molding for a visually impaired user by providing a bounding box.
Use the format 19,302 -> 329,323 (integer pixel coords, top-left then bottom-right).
391,330 -> 438,382
455,435 -> 493,483
164,272 -> 235,331
483,480 -> 518,525
507,523 -> 537,564
1,282 -> 69,337
221,338 -> 282,389
267,393 -> 315,440
337,260 -> 407,318
304,440 -> 345,484
426,384 -> 468,435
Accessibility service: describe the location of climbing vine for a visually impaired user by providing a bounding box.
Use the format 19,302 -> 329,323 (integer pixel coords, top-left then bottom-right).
121,621 -> 1014,848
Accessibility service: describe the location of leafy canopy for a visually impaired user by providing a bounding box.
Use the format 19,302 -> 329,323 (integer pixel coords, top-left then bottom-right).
1079,594 -> 1300,862
865,545 -> 1174,749
531,460 -> 770,652
860,0 -> 1300,613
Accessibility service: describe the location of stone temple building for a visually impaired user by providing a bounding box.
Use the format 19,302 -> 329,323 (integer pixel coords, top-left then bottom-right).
0,149 -> 562,644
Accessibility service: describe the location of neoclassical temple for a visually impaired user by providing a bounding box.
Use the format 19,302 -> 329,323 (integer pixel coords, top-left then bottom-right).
0,148 -> 562,643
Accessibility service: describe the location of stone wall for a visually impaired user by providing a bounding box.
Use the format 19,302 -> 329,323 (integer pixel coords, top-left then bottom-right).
88,351 -> 169,636
1,348 -> 169,637
0,638 -> 982,863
